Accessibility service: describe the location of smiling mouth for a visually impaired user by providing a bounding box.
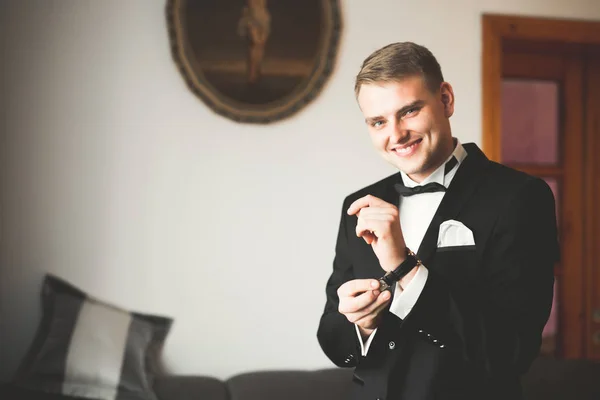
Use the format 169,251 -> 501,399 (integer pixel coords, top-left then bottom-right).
392,138 -> 422,156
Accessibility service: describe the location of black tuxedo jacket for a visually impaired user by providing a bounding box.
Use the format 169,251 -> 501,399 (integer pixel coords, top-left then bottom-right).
317,143 -> 559,400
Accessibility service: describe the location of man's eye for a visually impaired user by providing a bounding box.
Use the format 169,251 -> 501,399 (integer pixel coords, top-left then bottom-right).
404,107 -> 419,117
372,121 -> 384,128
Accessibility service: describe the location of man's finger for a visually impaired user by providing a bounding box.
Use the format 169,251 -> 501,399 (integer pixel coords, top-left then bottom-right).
347,195 -> 391,216
339,289 -> 379,314
356,224 -> 378,241
353,292 -> 392,325
361,232 -> 375,245
355,207 -> 394,217
356,218 -> 386,239
338,279 -> 380,297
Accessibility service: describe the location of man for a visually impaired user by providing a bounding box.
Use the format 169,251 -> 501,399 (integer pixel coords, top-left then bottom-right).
317,42 -> 559,400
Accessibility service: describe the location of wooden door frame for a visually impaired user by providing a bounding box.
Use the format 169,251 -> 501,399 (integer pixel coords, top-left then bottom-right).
482,14 -> 600,359
482,14 -> 600,161
584,54 -> 600,358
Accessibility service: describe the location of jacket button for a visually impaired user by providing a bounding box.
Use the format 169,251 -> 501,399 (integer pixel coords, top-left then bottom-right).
388,341 -> 395,349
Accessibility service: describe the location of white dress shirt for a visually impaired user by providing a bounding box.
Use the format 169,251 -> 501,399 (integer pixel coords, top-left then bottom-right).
356,140 -> 468,356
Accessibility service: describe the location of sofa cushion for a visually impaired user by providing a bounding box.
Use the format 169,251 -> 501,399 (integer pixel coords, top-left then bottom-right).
13,274 -> 173,400
226,368 -> 353,400
154,376 -> 227,400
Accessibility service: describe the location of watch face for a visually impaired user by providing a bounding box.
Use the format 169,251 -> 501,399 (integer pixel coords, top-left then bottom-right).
378,279 -> 391,291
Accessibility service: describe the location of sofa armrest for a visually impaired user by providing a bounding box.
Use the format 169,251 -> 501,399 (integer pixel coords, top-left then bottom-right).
154,375 -> 227,400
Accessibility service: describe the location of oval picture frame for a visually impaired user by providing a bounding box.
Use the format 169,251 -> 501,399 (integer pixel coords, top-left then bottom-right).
166,0 -> 342,124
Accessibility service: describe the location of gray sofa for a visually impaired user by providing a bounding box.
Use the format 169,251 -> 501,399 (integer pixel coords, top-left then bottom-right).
153,357 -> 600,400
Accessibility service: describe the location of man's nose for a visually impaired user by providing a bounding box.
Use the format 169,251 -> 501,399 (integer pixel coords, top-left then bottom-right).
391,120 -> 410,142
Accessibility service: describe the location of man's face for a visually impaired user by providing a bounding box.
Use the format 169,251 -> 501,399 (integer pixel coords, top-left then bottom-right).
357,75 -> 455,183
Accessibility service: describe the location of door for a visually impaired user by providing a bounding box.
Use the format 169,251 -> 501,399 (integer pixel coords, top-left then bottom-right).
499,39 -> 600,359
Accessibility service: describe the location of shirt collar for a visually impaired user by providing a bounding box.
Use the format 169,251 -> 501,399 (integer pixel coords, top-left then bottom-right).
400,138 -> 467,188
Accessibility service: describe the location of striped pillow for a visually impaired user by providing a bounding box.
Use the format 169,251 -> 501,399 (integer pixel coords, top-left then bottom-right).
13,274 -> 173,400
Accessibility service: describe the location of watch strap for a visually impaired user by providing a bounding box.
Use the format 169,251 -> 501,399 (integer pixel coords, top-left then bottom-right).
378,248 -> 421,291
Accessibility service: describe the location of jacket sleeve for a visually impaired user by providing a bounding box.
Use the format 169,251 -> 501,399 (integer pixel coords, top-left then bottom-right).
401,177 -> 559,380
317,199 -> 363,368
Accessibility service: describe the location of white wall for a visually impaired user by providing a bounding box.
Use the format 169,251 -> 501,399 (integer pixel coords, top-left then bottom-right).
1,0 -> 599,382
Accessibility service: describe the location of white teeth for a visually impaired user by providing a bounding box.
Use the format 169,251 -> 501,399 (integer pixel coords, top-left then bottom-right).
396,142 -> 417,154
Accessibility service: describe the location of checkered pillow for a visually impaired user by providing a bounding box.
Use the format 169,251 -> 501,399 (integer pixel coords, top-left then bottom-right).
13,274 -> 173,400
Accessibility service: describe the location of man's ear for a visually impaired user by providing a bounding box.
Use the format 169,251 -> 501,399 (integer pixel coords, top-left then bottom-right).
440,82 -> 455,118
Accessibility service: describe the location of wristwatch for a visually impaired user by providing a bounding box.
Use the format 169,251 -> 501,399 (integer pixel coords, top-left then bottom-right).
378,248 -> 422,291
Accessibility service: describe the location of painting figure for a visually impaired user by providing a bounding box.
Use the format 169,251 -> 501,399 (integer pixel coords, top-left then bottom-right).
237,0 -> 271,84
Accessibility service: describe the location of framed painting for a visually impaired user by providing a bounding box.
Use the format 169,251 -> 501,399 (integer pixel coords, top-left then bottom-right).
166,0 -> 342,124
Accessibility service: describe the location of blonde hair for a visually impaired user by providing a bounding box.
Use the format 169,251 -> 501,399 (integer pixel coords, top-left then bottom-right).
355,42 -> 444,97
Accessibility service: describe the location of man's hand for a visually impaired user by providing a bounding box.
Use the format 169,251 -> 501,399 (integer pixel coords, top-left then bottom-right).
347,195 -> 407,271
338,279 -> 391,336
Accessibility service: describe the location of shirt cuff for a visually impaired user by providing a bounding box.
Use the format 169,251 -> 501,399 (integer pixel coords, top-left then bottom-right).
389,265 -> 429,319
355,324 -> 378,356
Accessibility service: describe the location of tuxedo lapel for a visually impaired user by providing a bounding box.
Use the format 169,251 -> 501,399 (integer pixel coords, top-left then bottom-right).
380,172 -> 403,206
416,143 -> 491,263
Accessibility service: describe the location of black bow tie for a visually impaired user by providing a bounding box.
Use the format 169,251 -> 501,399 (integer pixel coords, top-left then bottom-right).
394,156 -> 458,197
394,182 -> 446,197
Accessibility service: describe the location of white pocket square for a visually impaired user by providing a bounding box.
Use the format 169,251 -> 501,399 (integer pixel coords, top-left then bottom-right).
437,219 -> 475,248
